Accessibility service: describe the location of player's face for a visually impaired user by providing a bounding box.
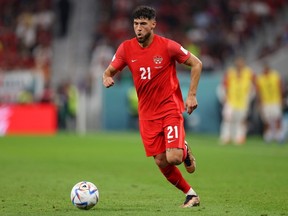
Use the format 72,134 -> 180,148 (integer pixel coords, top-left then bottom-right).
133,18 -> 156,44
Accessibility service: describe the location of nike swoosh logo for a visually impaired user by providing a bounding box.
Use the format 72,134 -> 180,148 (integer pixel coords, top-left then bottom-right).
131,59 -> 137,62
168,140 -> 176,143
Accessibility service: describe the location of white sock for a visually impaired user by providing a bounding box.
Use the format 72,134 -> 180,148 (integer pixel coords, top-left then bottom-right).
186,188 -> 197,196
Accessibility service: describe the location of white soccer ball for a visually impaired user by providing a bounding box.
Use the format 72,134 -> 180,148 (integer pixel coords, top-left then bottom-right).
70,181 -> 99,210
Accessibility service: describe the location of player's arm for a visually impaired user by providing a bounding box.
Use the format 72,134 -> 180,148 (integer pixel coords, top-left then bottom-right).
102,65 -> 119,88
103,43 -> 126,88
183,53 -> 202,115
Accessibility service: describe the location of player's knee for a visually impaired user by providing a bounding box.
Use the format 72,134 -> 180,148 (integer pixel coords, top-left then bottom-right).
166,154 -> 182,165
166,149 -> 183,165
154,154 -> 168,168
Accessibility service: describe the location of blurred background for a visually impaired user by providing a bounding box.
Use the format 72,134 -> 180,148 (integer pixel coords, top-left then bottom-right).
0,0 -> 287,139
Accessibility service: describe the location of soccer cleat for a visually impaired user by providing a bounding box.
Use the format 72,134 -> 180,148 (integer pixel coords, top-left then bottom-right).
181,195 -> 200,208
184,141 -> 196,173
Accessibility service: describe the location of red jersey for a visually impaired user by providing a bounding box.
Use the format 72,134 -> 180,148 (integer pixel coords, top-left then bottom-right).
111,34 -> 190,120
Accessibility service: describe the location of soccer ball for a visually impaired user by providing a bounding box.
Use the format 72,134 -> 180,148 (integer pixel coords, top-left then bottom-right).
70,181 -> 99,210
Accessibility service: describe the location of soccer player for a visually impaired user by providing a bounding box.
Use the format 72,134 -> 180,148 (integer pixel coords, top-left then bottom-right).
256,63 -> 284,142
219,57 -> 255,145
102,6 -> 202,207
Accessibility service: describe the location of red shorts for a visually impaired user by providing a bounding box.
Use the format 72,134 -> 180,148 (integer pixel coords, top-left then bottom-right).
139,113 -> 186,157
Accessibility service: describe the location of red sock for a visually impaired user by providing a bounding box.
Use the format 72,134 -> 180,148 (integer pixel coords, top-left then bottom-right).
159,164 -> 191,194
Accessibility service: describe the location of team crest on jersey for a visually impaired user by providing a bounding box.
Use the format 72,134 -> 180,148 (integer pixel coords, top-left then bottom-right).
153,55 -> 163,64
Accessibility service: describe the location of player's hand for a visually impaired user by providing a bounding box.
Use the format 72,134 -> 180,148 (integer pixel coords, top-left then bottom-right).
103,77 -> 115,88
185,96 -> 198,115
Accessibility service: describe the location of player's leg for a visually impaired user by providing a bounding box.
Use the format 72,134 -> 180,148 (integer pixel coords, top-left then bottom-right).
139,118 -> 199,207
234,109 -> 247,145
154,152 -> 190,193
138,119 -> 185,191
275,118 -> 284,142
220,103 -> 233,144
162,113 -> 199,207
271,104 -> 284,142
154,152 -> 200,208
261,105 -> 273,142
163,113 -> 195,173
165,146 -> 196,174
220,119 -> 231,144
235,121 -> 247,144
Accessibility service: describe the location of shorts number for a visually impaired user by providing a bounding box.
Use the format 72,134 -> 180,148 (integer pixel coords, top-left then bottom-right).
140,67 -> 151,80
167,125 -> 178,139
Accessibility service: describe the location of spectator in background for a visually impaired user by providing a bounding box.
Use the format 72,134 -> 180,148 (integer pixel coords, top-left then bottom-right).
219,57 -> 255,145
35,0 -> 54,31
40,81 -> 54,103
56,82 -> 67,130
18,88 -> 34,104
127,86 -> 138,129
16,6 -> 37,55
33,34 -> 52,81
256,63 -> 284,142
0,0 -> 54,79
56,80 -> 78,130
66,81 -> 78,118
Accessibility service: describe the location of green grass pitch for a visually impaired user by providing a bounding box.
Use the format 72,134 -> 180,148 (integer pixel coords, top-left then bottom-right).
0,132 -> 287,216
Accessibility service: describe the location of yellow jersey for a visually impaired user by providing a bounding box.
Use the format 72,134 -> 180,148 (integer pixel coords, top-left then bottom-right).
226,66 -> 254,110
256,70 -> 281,105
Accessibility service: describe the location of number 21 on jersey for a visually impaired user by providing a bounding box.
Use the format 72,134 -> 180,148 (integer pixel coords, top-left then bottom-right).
167,125 -> 178,139
140,67 -> 151,80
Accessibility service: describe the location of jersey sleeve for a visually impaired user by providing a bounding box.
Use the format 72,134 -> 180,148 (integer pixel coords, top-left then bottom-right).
167,40 -> 191,64
110,43 -> 127,71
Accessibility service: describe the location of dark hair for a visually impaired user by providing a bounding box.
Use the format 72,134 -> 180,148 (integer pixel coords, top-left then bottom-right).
132,6 -> 156,20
